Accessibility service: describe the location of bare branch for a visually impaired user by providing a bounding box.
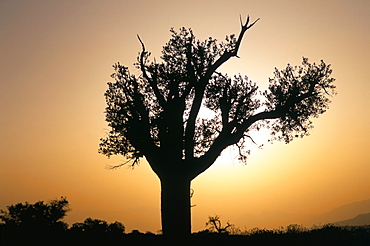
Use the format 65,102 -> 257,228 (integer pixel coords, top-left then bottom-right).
206,16 -> 260,78
105,157 -> 140,170
137,35 -> 167,108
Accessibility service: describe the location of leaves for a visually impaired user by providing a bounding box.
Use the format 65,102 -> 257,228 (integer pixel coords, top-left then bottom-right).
263,58 -> 336,143
99,24 -> 335,171
0,197 -> 69,229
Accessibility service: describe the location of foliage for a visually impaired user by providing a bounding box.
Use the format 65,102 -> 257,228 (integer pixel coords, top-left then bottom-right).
264,58 -> 336,143
284,223 -> 308,234
70,217 -> 125,234
99,18 -> 336,171
0,197 -> 69,231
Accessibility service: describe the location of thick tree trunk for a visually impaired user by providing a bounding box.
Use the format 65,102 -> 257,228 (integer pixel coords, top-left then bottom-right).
160,176 -> 192,238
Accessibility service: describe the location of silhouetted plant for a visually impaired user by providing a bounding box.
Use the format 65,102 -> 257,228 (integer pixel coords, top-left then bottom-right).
129,229 -> 144,235
99,15 -> 336,238
247,227 -> 276,236
70,217 -> 125,234
0,197 -> 69,232
205,215 -> 234,234
144,230 -> 156,235
109,221 -> 126,234
285,224 -> 308,234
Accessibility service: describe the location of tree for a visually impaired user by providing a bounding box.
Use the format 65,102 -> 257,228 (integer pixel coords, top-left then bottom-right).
206,215 -> 233,234
0,197 -> 69,231
99,16 -> 336,238
70,218 -> 125,234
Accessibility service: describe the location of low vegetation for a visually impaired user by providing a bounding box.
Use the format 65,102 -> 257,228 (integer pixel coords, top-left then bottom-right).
1,198 -> 369,245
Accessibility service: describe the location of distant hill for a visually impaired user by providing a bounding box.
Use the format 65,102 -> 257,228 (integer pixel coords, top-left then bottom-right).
321,199 -> 370,222
303,199 -> 370,226
335,213 -> 370,226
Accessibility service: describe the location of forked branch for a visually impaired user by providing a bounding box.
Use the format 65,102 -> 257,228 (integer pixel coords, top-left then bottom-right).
137,35 -> 167,108
206,15 -> 259,77
185,16 -> 260,159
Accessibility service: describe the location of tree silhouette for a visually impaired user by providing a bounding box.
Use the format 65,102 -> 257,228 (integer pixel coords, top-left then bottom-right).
70,217 -> 125,234
99,16 -> 336,238
206,215 -> 233,234
0,197 -> 69,232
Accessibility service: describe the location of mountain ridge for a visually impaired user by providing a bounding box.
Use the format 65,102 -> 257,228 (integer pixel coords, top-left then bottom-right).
334,212 -> 370,226
302,198 -> 370,226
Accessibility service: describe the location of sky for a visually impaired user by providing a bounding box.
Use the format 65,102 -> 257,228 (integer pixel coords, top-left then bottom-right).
1,0 -> 369,233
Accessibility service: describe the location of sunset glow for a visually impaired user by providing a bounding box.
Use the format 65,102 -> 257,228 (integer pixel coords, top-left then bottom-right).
1,0 -> 369,233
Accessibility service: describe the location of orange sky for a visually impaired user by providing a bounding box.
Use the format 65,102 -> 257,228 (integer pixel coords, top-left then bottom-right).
1,0 -> 369,233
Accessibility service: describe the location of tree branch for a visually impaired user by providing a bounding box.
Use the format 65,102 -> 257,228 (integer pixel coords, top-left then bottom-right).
184,83 -> 206,159
216,72 -> 232,126
137,35 -> 167,108
205,16 -> 260,78
189,109 -> 281,179
230,86 -> 258,125
124,76 -> 160,158
183,17 -> 260,161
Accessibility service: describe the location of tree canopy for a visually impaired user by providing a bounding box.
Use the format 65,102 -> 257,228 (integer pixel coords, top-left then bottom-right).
99,18 -> 336,177
0,197 -> 69,230
70,217 -> 125,234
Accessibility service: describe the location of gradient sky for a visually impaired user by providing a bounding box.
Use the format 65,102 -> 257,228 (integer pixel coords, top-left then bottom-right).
1,0 -> 369,233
